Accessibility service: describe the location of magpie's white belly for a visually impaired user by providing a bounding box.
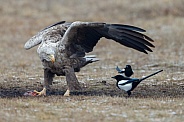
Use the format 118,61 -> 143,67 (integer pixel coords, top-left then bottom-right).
118,80 -> 132,91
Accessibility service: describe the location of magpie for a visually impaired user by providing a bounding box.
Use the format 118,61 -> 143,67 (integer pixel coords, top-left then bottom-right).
112,69 -> 163,96
116,65 -> 134,77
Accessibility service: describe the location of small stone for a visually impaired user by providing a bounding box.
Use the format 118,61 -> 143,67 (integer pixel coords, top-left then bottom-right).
101,80 -> 106,85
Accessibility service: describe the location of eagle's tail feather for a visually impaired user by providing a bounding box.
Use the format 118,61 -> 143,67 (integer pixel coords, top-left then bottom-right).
85,55 -> 99,62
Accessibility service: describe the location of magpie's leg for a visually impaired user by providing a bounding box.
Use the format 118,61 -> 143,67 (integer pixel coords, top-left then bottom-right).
127,91 -> 131,97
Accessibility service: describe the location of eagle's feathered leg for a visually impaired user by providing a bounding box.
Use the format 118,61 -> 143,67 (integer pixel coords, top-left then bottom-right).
31,69 -> 55,96
63,66 -> 81,96
44,69 -> 55,87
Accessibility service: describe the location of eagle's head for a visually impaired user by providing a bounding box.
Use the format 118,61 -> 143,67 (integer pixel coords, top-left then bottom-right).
37,42 -> 56,63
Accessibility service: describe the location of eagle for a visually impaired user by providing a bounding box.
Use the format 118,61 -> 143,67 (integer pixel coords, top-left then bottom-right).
24,21 -> 154,96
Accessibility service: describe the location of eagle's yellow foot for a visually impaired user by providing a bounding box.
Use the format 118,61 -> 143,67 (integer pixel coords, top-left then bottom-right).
64,89 -> 70,97
24,87 -> 46,96
33,87 -> 46,96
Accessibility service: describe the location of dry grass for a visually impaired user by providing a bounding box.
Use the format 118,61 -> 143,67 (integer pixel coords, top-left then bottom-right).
0,0 -> 184,122
0,96 -> 183,122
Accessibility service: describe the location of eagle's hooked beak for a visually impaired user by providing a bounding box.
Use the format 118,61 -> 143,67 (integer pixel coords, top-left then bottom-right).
49,54 -> 55,63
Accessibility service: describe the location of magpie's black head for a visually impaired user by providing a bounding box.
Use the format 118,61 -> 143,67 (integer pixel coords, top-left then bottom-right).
125,65 -> 132,69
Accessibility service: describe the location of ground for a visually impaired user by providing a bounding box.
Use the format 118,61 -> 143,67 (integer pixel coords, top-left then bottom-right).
0,0 -> 184,122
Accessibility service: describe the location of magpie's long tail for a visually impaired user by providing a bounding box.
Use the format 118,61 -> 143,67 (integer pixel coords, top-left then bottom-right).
139,70 -> 163,82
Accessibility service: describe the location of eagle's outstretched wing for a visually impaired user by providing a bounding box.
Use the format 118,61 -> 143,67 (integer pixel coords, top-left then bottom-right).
24,21 -> 154,54
61,21 -> 154,54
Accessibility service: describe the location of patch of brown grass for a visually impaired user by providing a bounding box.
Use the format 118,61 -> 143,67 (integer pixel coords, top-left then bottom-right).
0,96 -> 183,122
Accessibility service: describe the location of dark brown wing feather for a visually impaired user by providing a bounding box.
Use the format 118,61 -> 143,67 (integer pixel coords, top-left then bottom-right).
62,22 -> 154,54
41,21 -> 66,31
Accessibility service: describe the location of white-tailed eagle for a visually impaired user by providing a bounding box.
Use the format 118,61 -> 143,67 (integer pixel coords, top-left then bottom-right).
24,21 -> 154,96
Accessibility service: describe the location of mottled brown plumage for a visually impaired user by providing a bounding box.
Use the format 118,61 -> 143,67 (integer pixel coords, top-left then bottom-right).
24,21 -> 154,96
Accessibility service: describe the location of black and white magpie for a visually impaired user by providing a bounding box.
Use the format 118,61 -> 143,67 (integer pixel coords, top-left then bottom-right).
116,65 -> 134,77
112,70 -> 163,96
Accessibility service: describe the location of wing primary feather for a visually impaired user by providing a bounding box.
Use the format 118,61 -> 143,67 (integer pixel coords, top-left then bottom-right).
41,21 -> 66,31
112,36 -> 148,54
110,24 -> 146,32
119,31 -> 155,47
107,27 -> 154,48
96,24 -> 154,53
119,36 -> 153,52
119,39 -> 149,54
119,29 -> 154,42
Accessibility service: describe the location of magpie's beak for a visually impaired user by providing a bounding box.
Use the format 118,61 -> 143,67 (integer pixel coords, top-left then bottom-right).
49,54 -> 55,63
111,76 -> 115,79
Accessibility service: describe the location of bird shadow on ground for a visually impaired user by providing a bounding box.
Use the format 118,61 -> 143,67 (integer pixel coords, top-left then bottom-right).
0,83 -> 183,99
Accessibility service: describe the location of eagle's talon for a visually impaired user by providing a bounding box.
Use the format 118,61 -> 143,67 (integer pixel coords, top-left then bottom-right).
24,88 -> 46,96
63,89 -> 70,97
33,90 -> 46,96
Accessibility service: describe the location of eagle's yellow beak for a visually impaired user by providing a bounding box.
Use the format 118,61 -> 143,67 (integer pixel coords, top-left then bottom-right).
49,54 -> 55,63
